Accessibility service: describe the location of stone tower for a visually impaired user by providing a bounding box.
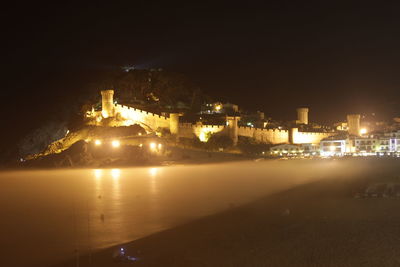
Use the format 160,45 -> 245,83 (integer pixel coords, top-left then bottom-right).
347,114 -> 361,136
296,108 -> 309,125
169,113 -> 180,136
101,90 -> 115,118
226,116 -> 240,146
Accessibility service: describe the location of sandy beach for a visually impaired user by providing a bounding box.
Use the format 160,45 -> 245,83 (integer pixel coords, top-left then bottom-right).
53,158 -> 400,267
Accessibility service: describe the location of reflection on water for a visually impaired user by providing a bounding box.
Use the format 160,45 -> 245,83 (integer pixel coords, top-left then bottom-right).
149,168 -> 159,195
111,168 -> 121,179
0,159 -> 387,267
94,169 -> 102,179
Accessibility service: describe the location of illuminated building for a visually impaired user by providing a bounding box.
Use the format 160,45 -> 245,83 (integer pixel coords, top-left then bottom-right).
270,144 -> 303,156
320,135 -> 352,156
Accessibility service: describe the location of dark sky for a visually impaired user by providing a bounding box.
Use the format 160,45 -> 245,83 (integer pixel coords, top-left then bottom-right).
2,2 -> 400,146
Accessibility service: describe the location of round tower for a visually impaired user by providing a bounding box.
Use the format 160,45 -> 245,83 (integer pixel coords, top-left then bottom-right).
347,114 -> 361,136
296,108 -> 309,125
169,113 -> 180,136
226,116 -> 240,146
101,90 -> 115,118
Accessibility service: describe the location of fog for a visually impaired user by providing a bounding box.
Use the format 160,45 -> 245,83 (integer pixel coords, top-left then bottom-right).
0,159 -> 389,266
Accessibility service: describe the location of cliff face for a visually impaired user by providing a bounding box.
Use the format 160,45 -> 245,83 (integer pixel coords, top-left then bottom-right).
28,124 -> 145,160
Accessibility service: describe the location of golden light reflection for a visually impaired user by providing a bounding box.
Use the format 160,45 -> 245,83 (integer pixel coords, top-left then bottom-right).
94,139 -> 102,146
94,169 -> 103,179
149,168 -> 158,195
149,168 -> 158,177
111,168 -> 121,179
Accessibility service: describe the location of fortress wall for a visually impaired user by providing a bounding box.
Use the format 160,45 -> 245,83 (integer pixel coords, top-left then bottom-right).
263,128 -> 289,144
178,123 -> 195,138
238,126 -> 254,138
177,123 -> 226,140
193,124 -> 226,140
115,104 -> 170,129
292,131 -> 334,144
238,127 -> 289,144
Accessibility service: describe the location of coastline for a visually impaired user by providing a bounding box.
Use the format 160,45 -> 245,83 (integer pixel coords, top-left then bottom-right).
53,158 -> 400,267
0,149 -> 254,172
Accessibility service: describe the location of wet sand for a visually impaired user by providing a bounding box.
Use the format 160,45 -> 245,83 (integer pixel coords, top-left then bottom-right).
55,158 -> 400,267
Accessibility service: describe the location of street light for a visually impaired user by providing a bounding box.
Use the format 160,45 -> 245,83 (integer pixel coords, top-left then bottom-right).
360,128 -> 367,135
111,140 -> 120,148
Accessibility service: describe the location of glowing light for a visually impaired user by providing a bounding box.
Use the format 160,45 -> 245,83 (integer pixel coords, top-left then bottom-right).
138,132 -> 142,136
360,128 -> 367,135
215,104 -> 222,111
94,139 -> 102,146
158,143 -> 162,149
199,131 -> 211,142
94,169 -> 103,179
111,169 -> 121,179
121,110 -> 128,119
149,168 -> 158,177
330,145 -> 336,151
139,143 -> 143,147
102,110 -> 109,118
150,142 -> 156,150
112,140 -> 120,148
96,116 -> 102,122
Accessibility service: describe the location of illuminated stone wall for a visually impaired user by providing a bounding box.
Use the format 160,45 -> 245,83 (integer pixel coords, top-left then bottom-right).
96,90 -> 334,145
193,124 -> 226,141
291,128 -> 335,144
238,126 -> 289,144
114,104 -> 170,130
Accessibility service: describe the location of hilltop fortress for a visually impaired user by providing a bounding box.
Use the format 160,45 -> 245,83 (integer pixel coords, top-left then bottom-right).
86,90 -> 358,146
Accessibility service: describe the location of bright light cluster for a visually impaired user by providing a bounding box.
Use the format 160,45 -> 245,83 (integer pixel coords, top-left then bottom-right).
149,142 -> 162,151
112,140 -> 121,148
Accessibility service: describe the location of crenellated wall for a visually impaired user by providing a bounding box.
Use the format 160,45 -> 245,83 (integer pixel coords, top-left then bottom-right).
114,104 -> 170,130
178,123 -> 226,141
96,91 -> 337,146
238,126 -> 289,144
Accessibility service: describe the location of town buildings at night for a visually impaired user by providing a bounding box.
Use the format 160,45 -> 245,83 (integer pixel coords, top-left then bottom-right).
83,89 -> 400,158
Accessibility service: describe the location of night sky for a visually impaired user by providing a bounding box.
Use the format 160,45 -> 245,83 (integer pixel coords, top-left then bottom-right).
2,2 -> 400,149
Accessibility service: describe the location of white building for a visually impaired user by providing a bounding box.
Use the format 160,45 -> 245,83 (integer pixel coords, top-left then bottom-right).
320,130 -> 400,157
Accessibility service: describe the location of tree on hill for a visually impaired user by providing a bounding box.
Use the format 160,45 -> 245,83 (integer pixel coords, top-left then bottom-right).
83,69 -> 209,112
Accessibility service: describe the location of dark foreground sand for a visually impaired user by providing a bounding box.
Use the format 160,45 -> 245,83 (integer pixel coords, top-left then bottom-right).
56,160 -> 400,267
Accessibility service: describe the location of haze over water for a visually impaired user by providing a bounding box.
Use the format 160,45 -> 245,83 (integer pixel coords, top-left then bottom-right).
0,159 -> 372,266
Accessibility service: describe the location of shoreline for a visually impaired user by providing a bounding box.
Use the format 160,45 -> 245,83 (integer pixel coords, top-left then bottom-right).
0,151 -> 254,172
53,158 -> 400,267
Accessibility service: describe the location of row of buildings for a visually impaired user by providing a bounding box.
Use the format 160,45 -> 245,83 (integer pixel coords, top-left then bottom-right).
271,130 -> 400,157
